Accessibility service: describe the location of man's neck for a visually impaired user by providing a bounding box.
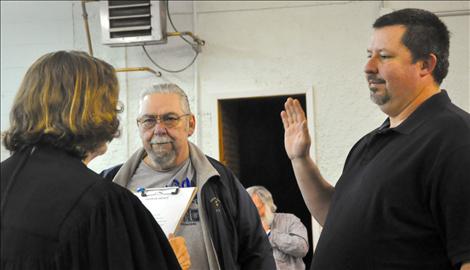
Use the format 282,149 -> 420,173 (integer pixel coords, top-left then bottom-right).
389,86 -> 440,128
143,154 -> 190,172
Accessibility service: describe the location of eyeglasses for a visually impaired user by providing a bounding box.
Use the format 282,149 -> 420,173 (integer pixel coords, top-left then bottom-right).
116,101 -> 124,113
137,113 -> 191,129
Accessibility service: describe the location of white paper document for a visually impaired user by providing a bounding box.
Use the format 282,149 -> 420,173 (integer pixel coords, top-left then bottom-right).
133,187 -> 197,237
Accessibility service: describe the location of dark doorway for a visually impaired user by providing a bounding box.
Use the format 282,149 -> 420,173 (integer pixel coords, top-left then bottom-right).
218,94 -> 312,268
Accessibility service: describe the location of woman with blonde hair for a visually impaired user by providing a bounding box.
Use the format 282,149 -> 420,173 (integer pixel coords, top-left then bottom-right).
1,51 -> 181,269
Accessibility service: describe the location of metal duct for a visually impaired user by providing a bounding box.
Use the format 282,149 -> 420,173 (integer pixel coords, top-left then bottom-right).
100,0 -> 167,47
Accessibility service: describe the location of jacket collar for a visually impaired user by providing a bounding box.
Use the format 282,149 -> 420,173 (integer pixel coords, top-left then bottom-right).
188,142 -> 219,187
112,148 -> 146,187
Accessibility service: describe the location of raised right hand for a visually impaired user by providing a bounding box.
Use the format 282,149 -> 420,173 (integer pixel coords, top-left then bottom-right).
280,98 -> 311,160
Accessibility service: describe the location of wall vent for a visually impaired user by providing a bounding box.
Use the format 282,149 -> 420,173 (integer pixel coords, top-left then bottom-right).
100,0 -> 167,47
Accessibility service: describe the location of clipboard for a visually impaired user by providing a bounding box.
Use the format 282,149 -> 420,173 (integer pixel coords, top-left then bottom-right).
133,186 -> 197,237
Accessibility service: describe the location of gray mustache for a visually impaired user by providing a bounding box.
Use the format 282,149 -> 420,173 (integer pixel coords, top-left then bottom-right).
150,136 -> 173,144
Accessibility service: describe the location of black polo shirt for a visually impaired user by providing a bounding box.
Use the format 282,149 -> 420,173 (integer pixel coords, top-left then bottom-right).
311,90 -> 470,270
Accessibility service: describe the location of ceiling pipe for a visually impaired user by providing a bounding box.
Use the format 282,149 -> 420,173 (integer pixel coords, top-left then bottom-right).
81,0 -> 94,56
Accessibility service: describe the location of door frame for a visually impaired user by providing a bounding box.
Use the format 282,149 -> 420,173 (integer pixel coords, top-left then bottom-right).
209,86 -> 322,250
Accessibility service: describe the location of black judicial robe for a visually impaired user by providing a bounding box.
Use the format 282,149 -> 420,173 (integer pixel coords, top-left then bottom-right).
1,145 -> 181,270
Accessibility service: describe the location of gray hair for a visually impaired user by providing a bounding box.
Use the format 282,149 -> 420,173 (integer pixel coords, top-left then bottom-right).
140,83 -> 191,114
246,185 -> 277,213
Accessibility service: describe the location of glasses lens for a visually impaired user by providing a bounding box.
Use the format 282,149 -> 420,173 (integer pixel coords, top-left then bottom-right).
139,117 -> 156,129
162,115 -> 180,127
138,114 -> 189,129
116,101 -> 124,113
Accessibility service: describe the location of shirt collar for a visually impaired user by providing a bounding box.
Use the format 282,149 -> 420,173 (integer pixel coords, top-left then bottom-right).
378,90 -> 451,135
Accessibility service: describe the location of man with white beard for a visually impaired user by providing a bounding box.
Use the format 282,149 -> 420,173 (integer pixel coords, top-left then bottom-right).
247,185 -> 309,270
102,83 -> 275,270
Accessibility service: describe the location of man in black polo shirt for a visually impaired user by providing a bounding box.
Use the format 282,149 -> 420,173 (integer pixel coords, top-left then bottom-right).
281,8 -> 470,270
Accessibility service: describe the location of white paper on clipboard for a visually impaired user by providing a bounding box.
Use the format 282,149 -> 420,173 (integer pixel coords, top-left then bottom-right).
133,186 -> 197,237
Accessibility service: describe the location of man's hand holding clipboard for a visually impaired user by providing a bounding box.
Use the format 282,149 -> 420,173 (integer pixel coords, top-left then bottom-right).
168,233 -> 191,270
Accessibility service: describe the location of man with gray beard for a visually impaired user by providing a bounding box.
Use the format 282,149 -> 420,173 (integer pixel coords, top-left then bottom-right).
247,186 -> 309,270
102,83 -> 275,270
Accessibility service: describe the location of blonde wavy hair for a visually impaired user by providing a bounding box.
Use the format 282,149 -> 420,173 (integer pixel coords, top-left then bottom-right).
2,51 -> 121,158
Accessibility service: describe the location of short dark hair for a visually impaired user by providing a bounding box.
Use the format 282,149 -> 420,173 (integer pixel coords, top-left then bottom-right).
373,8 -> 450,85
2,51 -> 121,159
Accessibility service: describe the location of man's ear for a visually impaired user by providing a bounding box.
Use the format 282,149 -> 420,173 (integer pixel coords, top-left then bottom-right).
419,53 -> 437,77
187,114 -> 196,136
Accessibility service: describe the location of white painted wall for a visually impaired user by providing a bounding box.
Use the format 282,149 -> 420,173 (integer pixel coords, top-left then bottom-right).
1,1 -> 75,160
1,0 -> 469,247
0,1 -> 125,165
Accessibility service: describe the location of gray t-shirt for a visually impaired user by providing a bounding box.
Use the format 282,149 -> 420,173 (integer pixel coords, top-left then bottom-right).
128,159 -> 210,270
